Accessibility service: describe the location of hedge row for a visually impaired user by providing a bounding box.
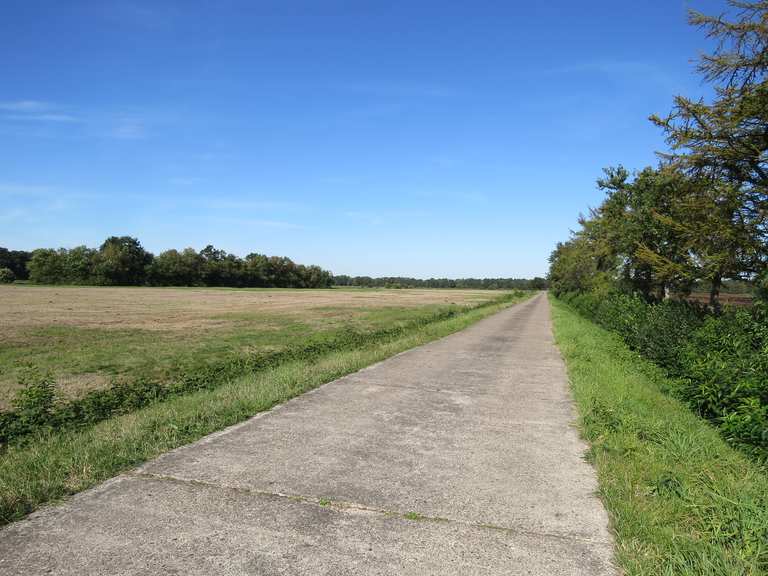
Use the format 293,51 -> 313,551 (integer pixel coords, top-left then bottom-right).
559,292 -> 768,462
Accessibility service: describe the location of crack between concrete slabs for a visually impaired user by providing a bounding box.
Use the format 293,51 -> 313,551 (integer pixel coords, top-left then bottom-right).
130,470 -> 612,547
340,379 -> 561,400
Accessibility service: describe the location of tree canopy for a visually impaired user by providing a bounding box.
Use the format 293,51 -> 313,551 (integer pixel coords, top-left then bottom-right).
551,1 -> 768,309
6,240 -> 542,290
21,237 -> 334,288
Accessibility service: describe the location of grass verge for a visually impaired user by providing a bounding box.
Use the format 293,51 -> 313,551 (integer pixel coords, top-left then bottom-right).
0,291 -> 533,526
550,296 -> 768,575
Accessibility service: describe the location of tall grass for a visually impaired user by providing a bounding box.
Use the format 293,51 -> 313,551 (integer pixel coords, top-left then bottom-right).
551,296 -> 768,575
559,291 -> 768,462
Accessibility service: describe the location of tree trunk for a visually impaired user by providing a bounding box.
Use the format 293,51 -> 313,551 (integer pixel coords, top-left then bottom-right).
709,272 -> 722,313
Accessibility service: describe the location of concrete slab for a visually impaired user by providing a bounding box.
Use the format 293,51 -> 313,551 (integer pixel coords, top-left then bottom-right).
0,293 -> 617,575
0,475 -> 613,575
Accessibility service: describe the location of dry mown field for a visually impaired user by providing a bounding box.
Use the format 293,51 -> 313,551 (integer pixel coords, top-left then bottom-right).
0,286 -> 492,332
0,285 -> 500,408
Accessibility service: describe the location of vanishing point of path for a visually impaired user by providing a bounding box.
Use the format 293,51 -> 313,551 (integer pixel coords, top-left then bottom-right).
0,294 -> 616,575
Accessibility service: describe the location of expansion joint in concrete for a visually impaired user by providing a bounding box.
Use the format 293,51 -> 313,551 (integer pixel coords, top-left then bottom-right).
130,470 -> 611,546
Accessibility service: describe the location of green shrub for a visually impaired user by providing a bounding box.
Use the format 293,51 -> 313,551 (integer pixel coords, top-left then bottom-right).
755,271 -> 768,304
560,291 -> 768,461
10,369 -> 57,434
0,267 -> 15,283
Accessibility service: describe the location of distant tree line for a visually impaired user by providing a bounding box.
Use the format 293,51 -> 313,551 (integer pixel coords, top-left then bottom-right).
549,1 -> 768,310
1,237 -> 333,288
331,276 -> 547,290
1,237 -> 545,290
0,248 -> 31,282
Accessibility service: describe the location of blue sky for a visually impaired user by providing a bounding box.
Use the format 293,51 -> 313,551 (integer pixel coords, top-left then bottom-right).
1,0 -> 725,277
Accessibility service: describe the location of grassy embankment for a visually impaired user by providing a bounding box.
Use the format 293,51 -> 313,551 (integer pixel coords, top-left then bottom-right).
0,288 -> 532,525
550,296 -> 768,575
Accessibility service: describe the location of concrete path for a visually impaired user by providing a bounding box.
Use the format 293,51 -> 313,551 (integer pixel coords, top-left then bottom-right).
0,293 -> 616,575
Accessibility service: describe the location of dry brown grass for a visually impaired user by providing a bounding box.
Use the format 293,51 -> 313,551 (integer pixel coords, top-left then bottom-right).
0,285 -> 493,335
0,285 -> 501,408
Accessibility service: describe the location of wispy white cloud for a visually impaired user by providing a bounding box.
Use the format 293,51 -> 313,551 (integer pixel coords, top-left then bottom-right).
0,100 -> 52,112
5,113 -> 79,123
0,182 -> 95,225
1,102 -> 154,139
0,100 -> 81,124
112,117 -> 146,140
0,183 -> 55,197
541,60 -> 677,89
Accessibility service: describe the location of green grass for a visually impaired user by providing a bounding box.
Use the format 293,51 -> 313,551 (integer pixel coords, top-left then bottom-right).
0,291 -> 532,526
0,302 -> 479,407
550,296 -> 768,575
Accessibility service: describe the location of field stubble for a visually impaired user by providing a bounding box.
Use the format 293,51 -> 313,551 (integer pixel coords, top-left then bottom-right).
0,285 -> 495,408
